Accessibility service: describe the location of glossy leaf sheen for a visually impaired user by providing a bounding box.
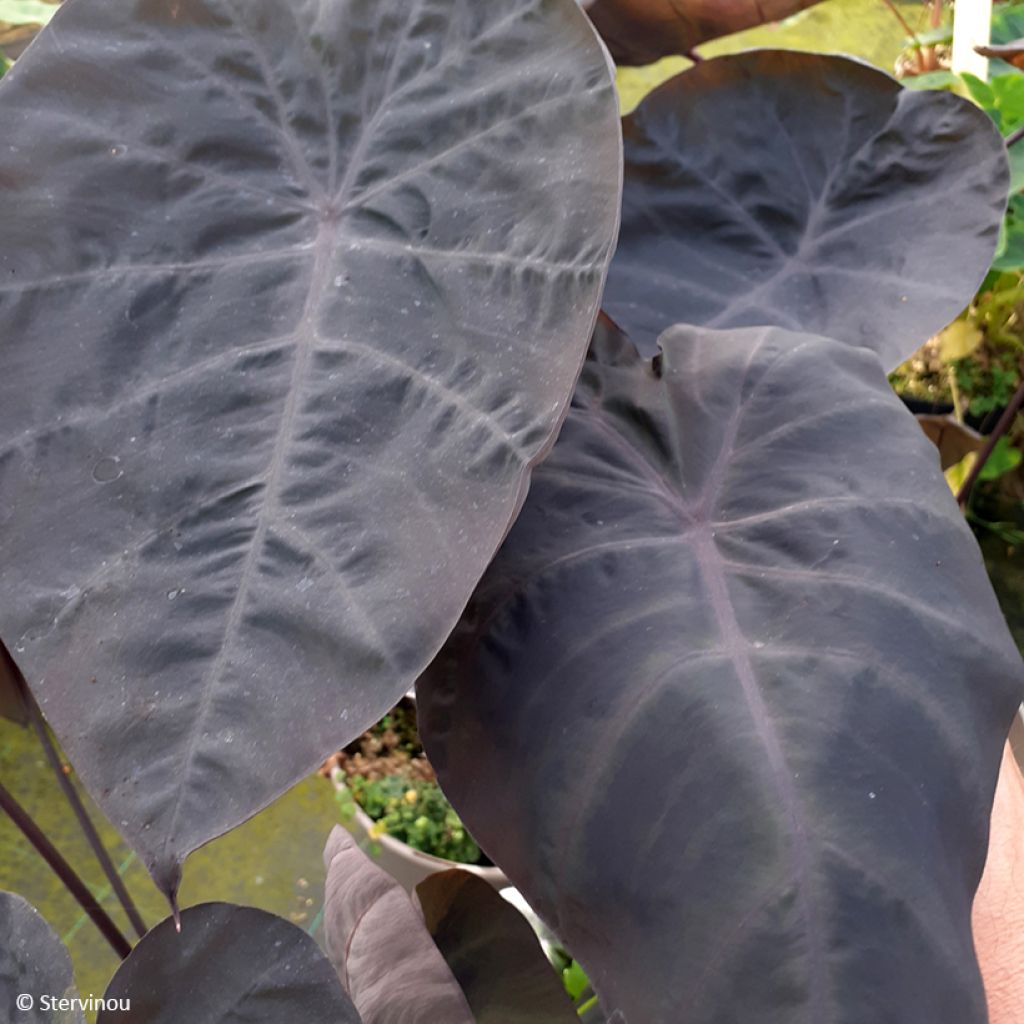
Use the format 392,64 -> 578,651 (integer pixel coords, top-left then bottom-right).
417,869 -> 579,1024
581,0 -> 825,65
603,52 -> 1008,370
0,892 -> 82,1024
323,826 -> 475,1024
0,0 -> 621,897
99,902 -> 359,1023
419,323 -> 1024,1023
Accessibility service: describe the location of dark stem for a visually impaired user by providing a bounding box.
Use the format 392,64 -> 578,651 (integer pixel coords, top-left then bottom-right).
1007,123 -> 1024,148
25,694 -> 147,939
957,374 -> 1024,507
0,780 -> 132,959
880,0 -> 925,72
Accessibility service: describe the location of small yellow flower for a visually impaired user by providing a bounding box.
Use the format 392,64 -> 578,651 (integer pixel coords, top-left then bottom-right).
369,823 -> 385,840
404,789 -> 418,804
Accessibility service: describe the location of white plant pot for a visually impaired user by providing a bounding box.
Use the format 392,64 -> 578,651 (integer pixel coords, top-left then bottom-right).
331,769 -> 508,893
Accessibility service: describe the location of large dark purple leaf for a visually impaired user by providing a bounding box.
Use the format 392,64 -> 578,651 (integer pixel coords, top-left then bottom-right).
0,0 -> 621,899
418,322 -> 1024,1023
1,891 -> 82,1024
416,869 -> 578,1023
604,51 -> 1008,370
323,826 -> 475,1023
0,640 -> 27,726
98,902 -> 360,1023
581,0 -> 825,65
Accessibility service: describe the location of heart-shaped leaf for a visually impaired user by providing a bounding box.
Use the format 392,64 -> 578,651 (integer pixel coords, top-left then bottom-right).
0,0 -> 621,899
581,0 -> 825,65
418,322 -> 1024,1022
99,902 -> 359,1023
1,891 -> 82,1024
603,51 -> 1008,370
0,640 -> 27,726
416,870 -> 578,1023
323,826 -> 475,1024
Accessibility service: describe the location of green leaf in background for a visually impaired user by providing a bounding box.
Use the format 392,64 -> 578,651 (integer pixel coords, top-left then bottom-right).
987,3 -> 1024,75
562,961 -> 590,1002
994,2 -> 1024,46
901,68 -> 960,91
939,319 -> 985,362
946,437 -> 1024,493
963,73 -> 996,109
0,0 -> 56,26
980,437 -> 1023,481
994,195 -> 1024,270
906,24 -> 953,49
963,72 -> 1024,132
964,74 -> 1024,193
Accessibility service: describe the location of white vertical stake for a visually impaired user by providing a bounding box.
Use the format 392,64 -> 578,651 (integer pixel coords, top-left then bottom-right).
951,0 -> 992,79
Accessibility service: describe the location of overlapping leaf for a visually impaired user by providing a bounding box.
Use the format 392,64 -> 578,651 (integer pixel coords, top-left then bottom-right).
581,0 -> 825,65
603,51 -> 1008,369
417,870 -> 578,1023
99,903 -> 359,1023
0,639 -> 27,725
323,826 -> 475,1024
418,322 -> 1024,1022
0,0 -> 621,899
916,414 -> 984,471
0,892 -> 82,1024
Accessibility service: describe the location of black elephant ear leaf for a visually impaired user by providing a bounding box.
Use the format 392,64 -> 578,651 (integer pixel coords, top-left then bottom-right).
418,321 -> 1024,1023
1,891 -> 83,1024
581,0 -> 825,64
0,0 -> 621,900
604,51 -> 1008,370
0,640 -> 28,726
323,826 -> 476,1024
415,869 -> 579,1023
98,902 -> 360,1023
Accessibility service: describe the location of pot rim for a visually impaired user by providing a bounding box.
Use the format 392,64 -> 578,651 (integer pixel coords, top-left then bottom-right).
331,768 -> 508,886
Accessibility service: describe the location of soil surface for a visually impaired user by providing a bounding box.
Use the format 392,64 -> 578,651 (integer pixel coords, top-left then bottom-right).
320,697 -> 434,784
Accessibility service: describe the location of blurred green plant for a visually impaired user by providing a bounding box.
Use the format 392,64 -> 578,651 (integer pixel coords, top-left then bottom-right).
338,774 -> 483,865
947,435 -> 1024,491
993,0 -> 1024,58
0,0 -> 56,64
0,0 -> 56,25
949,331 -> 1023,416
